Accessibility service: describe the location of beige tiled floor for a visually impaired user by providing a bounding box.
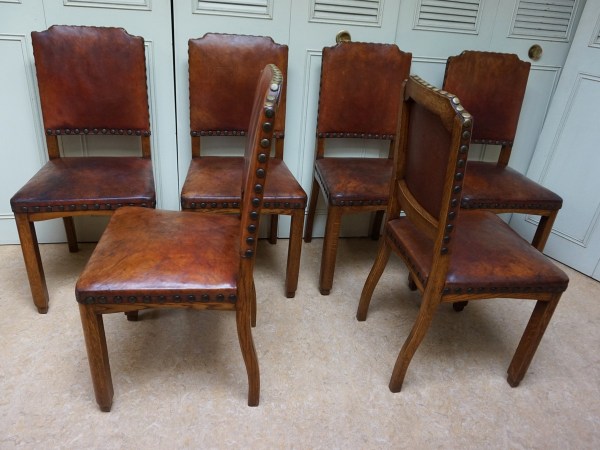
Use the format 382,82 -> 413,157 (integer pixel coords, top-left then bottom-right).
1,237 -> 599,448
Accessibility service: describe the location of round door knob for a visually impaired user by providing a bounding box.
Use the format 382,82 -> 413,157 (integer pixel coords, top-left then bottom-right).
528,44 -> 543,61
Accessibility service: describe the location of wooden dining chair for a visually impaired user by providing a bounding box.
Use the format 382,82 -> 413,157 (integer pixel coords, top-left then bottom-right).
443,50 -> 563,252
303,41 -> 412,295
10,25 -> 155,314
180,33 -> 306,298
357,75 -> 569,392
76,64 -> 283,410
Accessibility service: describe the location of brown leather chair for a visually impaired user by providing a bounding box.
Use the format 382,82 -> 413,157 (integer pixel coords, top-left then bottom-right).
303,41 -> 412,295
357,75 -> 568,392
180,33 -> 306,298
443,50 -> 562,251
76,64 -> 283,411
10,25 -> 155,314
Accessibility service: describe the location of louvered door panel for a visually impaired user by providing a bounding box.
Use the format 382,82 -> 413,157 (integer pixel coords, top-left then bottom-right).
194,0 -> 271,18
310,0 -> 381,25
510,0 -> 579,41
414,0 -> 482,33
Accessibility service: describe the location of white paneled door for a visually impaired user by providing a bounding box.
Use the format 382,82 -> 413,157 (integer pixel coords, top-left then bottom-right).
511,0 -> 600,280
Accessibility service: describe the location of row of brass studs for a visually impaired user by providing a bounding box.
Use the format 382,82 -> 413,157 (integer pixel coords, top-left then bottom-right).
17,202 -> 154,213
186,201 -> 305,210
333,199 -> 385,207
443,285 -> 565,295
317,132 -> 393,139
242,65 -> 283,259
461,200 -> 561,210
78,293 -> 237,305
472,139 -> 512,146
409,76 -> 472,257
191,131 -> 285,138
46,128 -> 150,136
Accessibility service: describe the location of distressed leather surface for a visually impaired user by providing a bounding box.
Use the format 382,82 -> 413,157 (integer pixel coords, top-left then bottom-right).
181,157 -> 306,209
32,25 -> 150,133
443,51 -> 529,143
76,207 -> 239,301
461,161 -> 563,210
189,33 -> 288,137
315,158 -> 392,205
10,157 -> 155,211
318,42 -> 411,136
386,210 -> 569,294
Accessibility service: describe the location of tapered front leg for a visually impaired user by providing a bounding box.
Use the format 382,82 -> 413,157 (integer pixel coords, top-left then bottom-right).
303,178 -> 320,243
318,206 -> 342,295
370,210 -> 385,240
79,304 -> 114,411
285,209 -> 304,298
507,293 -> 561,387
63,216 -> 79,253
268,214 -> 279,245
15,214 -> 49,313
531,211 -> 558,251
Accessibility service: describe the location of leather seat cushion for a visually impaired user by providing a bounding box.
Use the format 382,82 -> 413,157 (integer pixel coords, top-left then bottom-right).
461,161 -> 563,211
315,157 -> 392,206
76,207 -> 239,304
181,156 -> 306,210
386,210 -> 569,295
10,157 -> 155,212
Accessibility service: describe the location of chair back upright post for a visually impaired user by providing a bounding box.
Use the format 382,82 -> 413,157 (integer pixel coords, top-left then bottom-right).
239,65 -> 284,271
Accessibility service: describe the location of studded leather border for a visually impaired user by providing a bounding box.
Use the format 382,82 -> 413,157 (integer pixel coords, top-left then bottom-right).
79,292 -> 237,305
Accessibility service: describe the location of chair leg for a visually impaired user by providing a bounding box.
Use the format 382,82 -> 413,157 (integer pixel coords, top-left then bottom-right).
370,210 -> 385,240
407,274 -> 417,291
125,311 -> 139,321
319,206 -> 342,295
251,280 -> 257,328
285,210 -> 304,298
63,216 -> 79,253
452,301 -> 468,312
507,293 -> 561,387
531,211 -> 558,251
236,288 -> 260,406
79,304 -> 114,412
389,292 -> 439,392
357,240 -> 391,321
304,177 -> 320,243
268,214 -> 278,245
14,214 -> 49,313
